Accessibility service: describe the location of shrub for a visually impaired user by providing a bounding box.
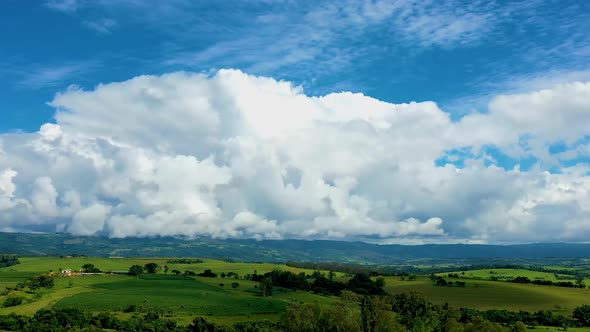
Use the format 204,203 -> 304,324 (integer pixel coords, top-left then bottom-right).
3,296 -> 24,308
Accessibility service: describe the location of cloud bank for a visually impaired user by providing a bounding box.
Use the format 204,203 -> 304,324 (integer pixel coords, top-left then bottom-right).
0,70 -> 589,243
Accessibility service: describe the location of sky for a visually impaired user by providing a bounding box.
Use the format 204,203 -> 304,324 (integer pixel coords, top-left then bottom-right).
0,0 -> 589,244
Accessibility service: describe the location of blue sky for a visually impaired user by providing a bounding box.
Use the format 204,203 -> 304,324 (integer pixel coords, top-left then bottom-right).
0,0 -> 589,242
3,0 -> 588,130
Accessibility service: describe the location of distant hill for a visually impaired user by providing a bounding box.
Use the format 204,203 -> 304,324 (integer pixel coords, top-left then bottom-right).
1,232 -> 589,264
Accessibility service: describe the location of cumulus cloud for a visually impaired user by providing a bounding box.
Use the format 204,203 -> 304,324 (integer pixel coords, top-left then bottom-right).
0,70 -> 588,243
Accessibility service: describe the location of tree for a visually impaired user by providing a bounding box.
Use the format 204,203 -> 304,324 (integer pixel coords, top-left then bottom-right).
27,275 -> 54,290
144,263 -> 159,274
231,282 -> 240,289
198,269 -> 217,278
81,263 -> 100,273
128,265 -> 144,276
171,269 -> 181,275
511,321 -> 527,332
260,277 -> 273,297
164,265 -> 169,274
188,317 -> 217,332
573,305 -> 590,327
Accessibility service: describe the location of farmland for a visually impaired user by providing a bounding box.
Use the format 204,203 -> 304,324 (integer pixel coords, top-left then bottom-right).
0,256 -> 340,324
383,276 -> 590,315
1,256 -> 590,330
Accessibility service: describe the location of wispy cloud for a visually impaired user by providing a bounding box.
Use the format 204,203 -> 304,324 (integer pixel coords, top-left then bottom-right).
44,0 -> 81,13
83,18 -> 116,34
17,62 -> 98,89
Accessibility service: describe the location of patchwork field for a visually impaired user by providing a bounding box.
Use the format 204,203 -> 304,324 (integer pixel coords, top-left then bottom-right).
0,256 -> 340,324
2,256 -> 590,328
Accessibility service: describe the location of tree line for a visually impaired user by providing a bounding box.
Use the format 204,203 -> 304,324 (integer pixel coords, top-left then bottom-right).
509,276 -> 586,288
249,270 -> 386,296
2,295 -> 589,331
0,255 -> 19,268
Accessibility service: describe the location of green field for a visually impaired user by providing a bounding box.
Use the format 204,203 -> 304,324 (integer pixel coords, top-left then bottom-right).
384,276 -> 590,315
2,257 -> 590,328
8,256 -> 333,277
0,257 -> 339,324
438,268 -> 587,283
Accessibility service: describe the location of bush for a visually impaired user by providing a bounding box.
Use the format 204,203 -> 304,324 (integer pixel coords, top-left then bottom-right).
3,296 -> 24,308
138,274 -> 194,280
198,269 -> 217,278
128,265 -> 144,276
231,282 -> 240,289
0,255 -> 19,268
123,305 -> 137,313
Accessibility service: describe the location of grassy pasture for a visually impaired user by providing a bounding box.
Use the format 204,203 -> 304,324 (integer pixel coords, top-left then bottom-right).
438,268 -> 576,282
0,257 -> 340,323
383,276 -> 590,315
54,278 -> 285,315
0,272 -> 35,289
5,256 -> 336,277
2,257 -> 590,324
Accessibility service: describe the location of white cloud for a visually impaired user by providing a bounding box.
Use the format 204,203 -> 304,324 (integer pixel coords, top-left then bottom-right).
454,82 -> 590,161
69,203 -> 111,235
0,70 -> 589,243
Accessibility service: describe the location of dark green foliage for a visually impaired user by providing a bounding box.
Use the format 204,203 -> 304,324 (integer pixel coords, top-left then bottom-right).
310,275 -> 345,295
231,282 -> 240,288
3,296 -> 24,307
144,262 -> 160,274
0,308 -> 183,332
128,264 -> 143,276
573,305 -> 590,327
0,292 -> 585,331
198,269 -> 217,278
0,255 -> 19,268
123,304 -> 137,313
26,274 -> 55,290
345,273 -> 386,295
259,277 -> 273,297
459,308 -> 577,328
511,276 -> 586,288
433,276 -> 466,287
167,258 -> 204,264
233,320 -> 278,332
188,317 -> 218,332
81,263 -> 101,273
172,269 -> 182,275
138,273 -> 195,280
264,270 -> 309,291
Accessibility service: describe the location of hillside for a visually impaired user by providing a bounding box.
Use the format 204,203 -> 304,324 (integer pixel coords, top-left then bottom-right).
2,233 -> 590,264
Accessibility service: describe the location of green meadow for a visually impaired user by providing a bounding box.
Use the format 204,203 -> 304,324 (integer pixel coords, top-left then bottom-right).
438,268 -> 588,283
384,276 -> 590,315
0,256 -> 340,324
2,256 -> 590,327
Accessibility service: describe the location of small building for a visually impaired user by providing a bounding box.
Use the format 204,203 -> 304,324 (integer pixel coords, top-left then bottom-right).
62,269 -> 73,277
